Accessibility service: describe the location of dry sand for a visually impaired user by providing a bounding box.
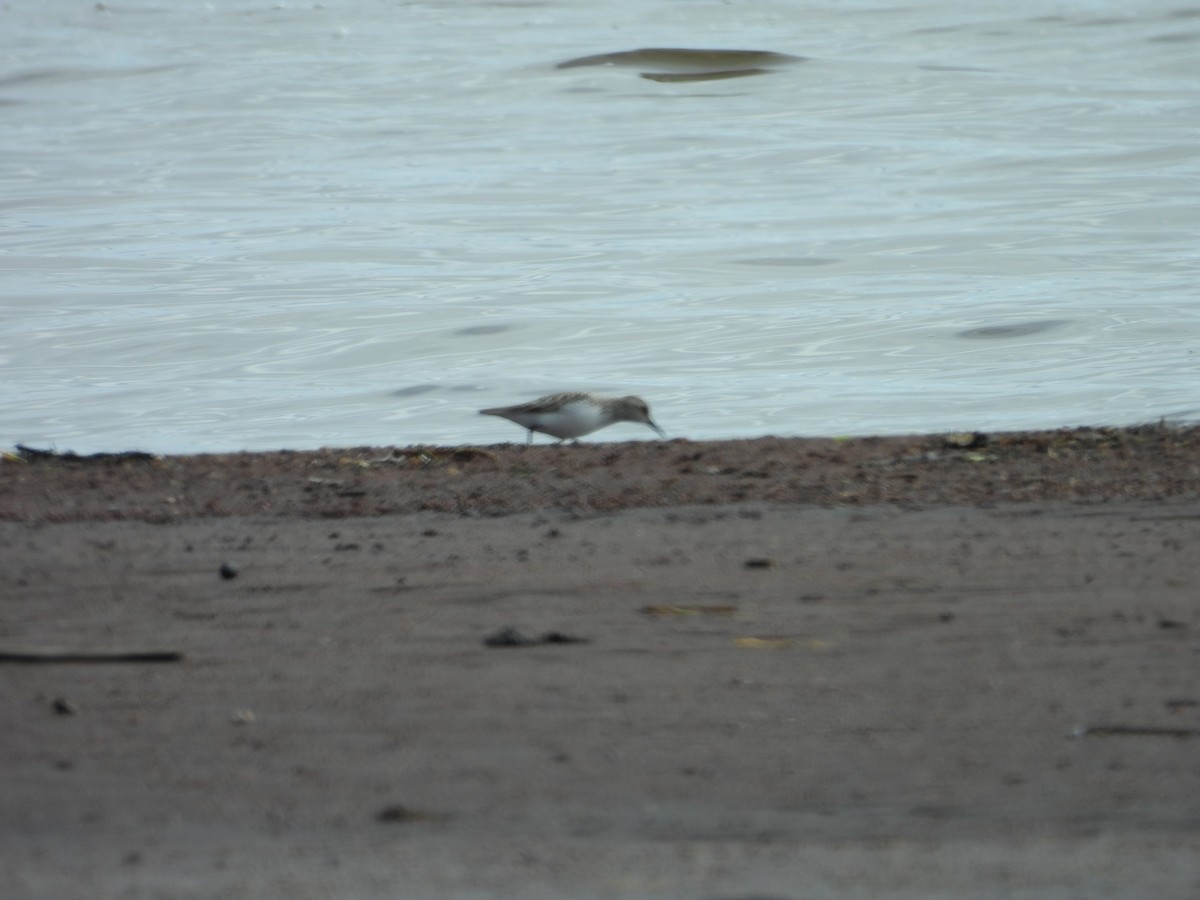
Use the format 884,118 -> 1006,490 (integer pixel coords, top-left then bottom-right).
3,427 -> 1200,898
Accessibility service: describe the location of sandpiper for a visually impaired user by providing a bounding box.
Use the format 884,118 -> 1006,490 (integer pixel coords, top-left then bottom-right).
479,392 -> 666,445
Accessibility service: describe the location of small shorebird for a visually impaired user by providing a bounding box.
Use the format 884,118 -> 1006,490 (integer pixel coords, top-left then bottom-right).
479,392 -> 666,445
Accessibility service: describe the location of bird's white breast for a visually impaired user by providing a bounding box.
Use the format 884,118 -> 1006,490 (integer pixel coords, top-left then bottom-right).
518,399 -> 606,439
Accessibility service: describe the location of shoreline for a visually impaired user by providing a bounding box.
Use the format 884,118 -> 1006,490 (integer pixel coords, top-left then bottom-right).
4,422 -> 1199,524
4,424 -> 1200,897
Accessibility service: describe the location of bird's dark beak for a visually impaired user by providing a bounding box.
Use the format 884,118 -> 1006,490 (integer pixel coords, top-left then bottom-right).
648,420 -> 666,439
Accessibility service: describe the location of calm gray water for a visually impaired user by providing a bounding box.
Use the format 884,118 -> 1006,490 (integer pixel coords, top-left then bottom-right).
3,0 -> 1199,453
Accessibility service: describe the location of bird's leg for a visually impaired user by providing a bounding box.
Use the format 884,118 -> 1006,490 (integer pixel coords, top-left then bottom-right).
526,429 -> 534,447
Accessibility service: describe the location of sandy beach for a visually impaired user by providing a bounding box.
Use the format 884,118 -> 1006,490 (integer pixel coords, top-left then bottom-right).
3,426 -> 1200,898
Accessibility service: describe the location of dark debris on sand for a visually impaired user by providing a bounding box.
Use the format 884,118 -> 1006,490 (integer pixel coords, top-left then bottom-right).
3,424 -> 1199,524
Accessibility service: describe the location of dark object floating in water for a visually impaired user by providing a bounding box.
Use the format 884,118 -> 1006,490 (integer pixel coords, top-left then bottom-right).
958,319 -> 1068,340
391,384 -> 439,398
557,47 -> 803,82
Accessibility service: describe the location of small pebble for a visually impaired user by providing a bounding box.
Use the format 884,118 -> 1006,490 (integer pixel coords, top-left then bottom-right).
52,697 -> 78,715
219,562 -> 238,580
377,804 -> 420,822
744,558 -> 775,569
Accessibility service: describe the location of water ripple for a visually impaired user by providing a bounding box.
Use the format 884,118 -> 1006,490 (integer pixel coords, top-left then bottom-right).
3,1 -> 1199,451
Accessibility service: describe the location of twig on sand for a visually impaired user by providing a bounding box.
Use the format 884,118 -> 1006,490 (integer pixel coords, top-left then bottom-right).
0,647 -> 183,664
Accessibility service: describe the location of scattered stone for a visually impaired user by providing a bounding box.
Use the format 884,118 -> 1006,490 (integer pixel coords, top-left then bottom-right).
945,432 -> 989,450
52,697 -> 77,715
540,631 -> 589,645
219,562 -> 238,580
483,627 -> 536,647
482,627 -> 590,648
376,803 -> 445,823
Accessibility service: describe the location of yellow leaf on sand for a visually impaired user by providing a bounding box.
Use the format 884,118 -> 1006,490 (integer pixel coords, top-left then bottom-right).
642,605 -> 738,617
733,637 -> 835,650
734,637 -> 794,649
